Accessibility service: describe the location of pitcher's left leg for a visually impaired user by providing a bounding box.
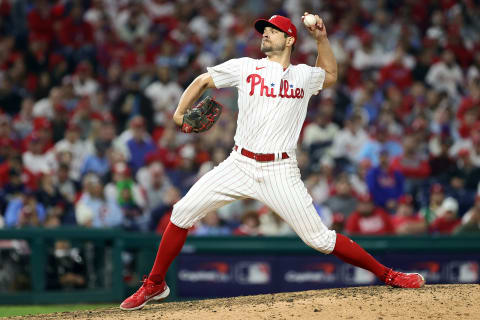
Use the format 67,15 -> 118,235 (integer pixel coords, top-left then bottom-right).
255,159 -> 336,253
256,159 -> 424,288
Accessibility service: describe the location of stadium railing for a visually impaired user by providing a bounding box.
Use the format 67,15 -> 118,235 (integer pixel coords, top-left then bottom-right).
0,227 -> 478,304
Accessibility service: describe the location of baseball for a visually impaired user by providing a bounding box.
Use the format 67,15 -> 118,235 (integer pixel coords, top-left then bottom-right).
303,14 -> 316,28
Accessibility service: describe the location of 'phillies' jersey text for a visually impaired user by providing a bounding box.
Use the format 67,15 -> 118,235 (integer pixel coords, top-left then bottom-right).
247,74 -> 305,98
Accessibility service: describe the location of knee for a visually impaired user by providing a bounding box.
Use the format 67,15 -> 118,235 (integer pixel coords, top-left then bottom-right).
170,199 -> 196,229
301,231 -> 336,254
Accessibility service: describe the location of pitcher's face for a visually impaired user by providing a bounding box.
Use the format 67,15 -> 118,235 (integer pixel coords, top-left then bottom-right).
261,27 -> 287,54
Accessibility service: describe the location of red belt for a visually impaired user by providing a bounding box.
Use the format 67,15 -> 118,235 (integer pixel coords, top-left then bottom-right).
234,145 -> 289,162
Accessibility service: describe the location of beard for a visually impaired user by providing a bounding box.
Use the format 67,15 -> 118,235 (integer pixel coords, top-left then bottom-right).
261,39 -> 286,53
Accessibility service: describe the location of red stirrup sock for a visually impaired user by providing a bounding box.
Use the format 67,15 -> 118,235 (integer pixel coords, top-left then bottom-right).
148,221 -> 189,284
332,233 -> 389,282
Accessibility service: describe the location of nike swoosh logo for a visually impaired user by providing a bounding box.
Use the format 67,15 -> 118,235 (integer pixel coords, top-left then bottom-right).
145,286 -> 166,300
256,67 -> 265,70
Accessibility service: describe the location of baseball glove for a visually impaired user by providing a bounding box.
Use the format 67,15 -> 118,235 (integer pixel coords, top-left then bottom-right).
181,96 -> 223,133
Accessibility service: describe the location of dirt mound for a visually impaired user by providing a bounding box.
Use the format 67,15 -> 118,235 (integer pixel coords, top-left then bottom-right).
9,284 -> 480,320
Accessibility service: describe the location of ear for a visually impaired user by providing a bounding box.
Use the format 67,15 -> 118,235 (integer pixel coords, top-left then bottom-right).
286,36 -> 295,48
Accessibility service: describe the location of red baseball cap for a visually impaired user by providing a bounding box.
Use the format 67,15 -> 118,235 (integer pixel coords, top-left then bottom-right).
430,183 -> 444,194
398,194 -> 413,205
254,15 -> 297,44
113,162 -> 130,175
357,193 -> 373,203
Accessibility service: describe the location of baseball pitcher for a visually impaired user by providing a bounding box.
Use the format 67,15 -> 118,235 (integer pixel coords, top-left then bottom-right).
120,13 -> 424,311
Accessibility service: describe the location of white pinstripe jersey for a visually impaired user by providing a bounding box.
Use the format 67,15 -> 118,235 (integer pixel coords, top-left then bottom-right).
207,57 -> 326,153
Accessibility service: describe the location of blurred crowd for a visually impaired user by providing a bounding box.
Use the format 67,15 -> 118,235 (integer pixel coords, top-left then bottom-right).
0,0 -> 480,238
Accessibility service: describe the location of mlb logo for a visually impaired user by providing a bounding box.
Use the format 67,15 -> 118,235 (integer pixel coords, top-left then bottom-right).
270,15 -> 277,19
446,262 -> 479,283
235,262 -> 271,285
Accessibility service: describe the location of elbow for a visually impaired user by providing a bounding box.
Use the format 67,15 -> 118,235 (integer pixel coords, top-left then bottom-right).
323,71 -> 338,89
331,71 -> 338,85
196,73 -> 214,90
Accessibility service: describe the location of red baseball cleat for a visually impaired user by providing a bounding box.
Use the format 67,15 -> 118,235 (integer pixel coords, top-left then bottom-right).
384,269 -> 425,288
120,277 -> 170,311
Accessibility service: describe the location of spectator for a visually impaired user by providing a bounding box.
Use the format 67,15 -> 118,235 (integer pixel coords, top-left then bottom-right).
46,240 -> 86,290
379,47 -> 413,91
366,149 -> 404,211
167,143 -> 198,194
36,173 -> 75,226
5,191 -> 46,228
391,195 -> 427,235
149,186 -> 181,234
22,132 -> 56,176
112,74 -> 154,133
217,198 -> 264,225
367,9 -> 400,52
429,197 -> 461,234
455,195 -> 480,234
302,108 -> 339,156
467,52 -> 480,83
452,148 -> 480,193
56,163 -> 77,205
144,66 -> 183,126
426,50 -> 464,101
352,32 -> 386,72
345,194 -> 394,235
314,201 -> 333,229
114,1 -> 151,44
137,162 -> 171,212
470,133 -> 480,169
0,152 -> 23,187
349,159 -> 371,196
12,97 -> 34,139
75,174 -> 123,228
357,125 -> 403,167
305,157 -> 335,205
105,162 -> 145,208
456,80 -> 480,138
197,146 -> 228,179
330,114 -> 368,166
27,0 -> 58,45
2,168 -> 25,208
57,3 -> 94,54
80,138 -> 111,180
390,133 -> 430,199
391,133 -> 430,179
125,116 -> 156,174
324,175 -> 358,218
420,183 -> 446,225
193,211 -> 231,236
116,179 -> 145,231
55,123 -> 87,181
258,209 -> 294,236
71,61 -> 98,98
428,135 -> 456,184
445,172 -> 475,217
233,211 -> 261,236
32,87 -> 63,120
412,48 -> 434,82
0,115 -> 14,158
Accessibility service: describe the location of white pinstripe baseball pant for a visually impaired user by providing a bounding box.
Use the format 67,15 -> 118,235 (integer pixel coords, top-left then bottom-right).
170,148 -> 337,254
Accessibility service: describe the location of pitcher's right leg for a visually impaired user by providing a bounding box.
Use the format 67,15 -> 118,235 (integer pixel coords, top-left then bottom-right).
121,152 -> 255,310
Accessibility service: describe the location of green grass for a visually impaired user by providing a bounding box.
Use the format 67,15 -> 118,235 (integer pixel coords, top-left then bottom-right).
0,304 -> 117,317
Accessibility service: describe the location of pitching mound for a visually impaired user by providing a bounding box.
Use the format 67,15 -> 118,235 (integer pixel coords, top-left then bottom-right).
10,284 -> 480,320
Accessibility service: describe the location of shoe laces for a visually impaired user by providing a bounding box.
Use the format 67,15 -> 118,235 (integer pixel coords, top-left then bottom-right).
385,269 -> 398,284
131,275 -> 150,298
